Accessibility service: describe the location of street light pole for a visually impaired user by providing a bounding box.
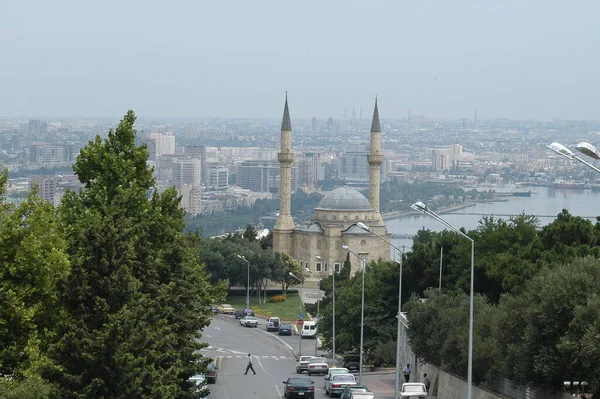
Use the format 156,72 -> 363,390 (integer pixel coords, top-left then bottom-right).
356,222 -> 406,399
410,202 -> 475,399
237,255 -> 250,310
439,246 -> 443,291
317,255 -> 336,366
342,245 -> 366,385
547,142 -> 600,173
289,272 -> 303,356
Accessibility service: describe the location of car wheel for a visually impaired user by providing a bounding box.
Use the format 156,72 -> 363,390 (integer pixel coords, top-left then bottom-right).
307,372 -> 311,376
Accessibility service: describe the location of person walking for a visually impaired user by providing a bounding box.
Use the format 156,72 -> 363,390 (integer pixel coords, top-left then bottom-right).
244,353 -> 256,375
423,373 -> 431,392
402,363 -> 412,382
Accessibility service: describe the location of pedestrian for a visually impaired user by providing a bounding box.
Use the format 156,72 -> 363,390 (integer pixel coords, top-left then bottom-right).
402,363 -> 411,382
244,353 -> 256,375
423,373 -> 431,392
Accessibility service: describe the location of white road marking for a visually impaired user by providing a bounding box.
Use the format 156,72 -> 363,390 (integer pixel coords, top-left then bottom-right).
256,357 -> 273,378
275,384 -> 282,398
205,334 -> 212,338
214,327 -> 221,330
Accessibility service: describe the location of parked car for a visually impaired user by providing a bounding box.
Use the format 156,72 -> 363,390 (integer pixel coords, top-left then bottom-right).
325,373 -> 357,397
300,321 -> 317,338
235,308 -> 254,319
266,316 -> 281,332
217,304 -> 234,314
324,368 -> 350,388
348,392 -> 375,399
340,385 -> 370,399
240,315 -> 258,327
205,361 -> 217,383
189,374 -> 211,398
278,323 -> 293,336
295,355 -> 314,374
208,305 -> 218,314
307,357 -> 329,376
283,376 -> 315,399
400,382 -> 427,398
342,355 -> 360,371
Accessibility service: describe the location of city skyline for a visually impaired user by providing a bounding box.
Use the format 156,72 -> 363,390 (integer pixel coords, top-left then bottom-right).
1,1 -> 599,120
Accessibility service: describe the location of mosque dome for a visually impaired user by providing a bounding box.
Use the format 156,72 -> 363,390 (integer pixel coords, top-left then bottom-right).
316,187 -> 373,211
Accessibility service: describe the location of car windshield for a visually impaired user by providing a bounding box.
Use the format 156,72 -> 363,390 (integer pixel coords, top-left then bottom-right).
309,357 -> 327,363
334,374 -> 356,382
404,385 -> 425,392
351,394 -> 375,399
331,369 -> 349,375
280,324 -> 291,328
288,378 -> 312,386
299,356 -> 313,362
245,317 -> 256,321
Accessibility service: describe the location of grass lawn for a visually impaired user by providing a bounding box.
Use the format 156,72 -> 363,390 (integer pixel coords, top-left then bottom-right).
222,292 -> 306,322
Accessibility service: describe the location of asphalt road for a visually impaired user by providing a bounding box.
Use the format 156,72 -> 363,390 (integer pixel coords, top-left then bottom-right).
201,314 -> 396,399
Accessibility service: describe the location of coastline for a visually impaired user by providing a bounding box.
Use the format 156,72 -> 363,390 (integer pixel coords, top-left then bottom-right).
382,201 -> 477,221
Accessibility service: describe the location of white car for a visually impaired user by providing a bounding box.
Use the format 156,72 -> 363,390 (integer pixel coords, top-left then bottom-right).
239,316 -> 258,327
295,355 -> 314,374
324,367 -> 350,386
307,356 -> 329,376
325,373 -> 357,397
400,382 -> 427,398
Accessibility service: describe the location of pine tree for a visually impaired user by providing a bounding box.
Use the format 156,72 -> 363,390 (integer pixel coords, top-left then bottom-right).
48,111 -> 221,398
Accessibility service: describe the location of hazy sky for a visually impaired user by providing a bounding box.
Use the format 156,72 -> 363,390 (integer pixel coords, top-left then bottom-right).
1,0 -> 599,120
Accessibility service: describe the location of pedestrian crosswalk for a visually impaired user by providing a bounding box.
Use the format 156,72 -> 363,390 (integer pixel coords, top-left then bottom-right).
199,346 -> 293,359
224,355 -> 292,360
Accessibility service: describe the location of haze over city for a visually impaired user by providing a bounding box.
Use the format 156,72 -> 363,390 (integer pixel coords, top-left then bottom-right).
1,0 -> 599,120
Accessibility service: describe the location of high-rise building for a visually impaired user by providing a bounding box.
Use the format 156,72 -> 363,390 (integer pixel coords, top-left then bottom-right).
207,165 -> 229,191
149,133 -> 175,156
29,143 -> 66,164
28,120 -> 48,136
184,145 -> 207,184
178,184 -> 202,215
236,160 -> 298,193
339,151 -> 370,182
173,157 -> 201,188
29,175 -> 58,205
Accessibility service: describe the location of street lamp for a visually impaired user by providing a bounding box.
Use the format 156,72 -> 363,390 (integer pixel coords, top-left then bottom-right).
410,202 -> 475,399
316,255 -> 336,366
237,254 -> 250,311
356,222 -> 404,399
289,271 -> 304,355
547,142 -> 600,173
342,244 -> 366,385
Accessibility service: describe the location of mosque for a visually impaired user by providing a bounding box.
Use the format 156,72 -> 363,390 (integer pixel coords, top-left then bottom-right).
272,96 -> 391,276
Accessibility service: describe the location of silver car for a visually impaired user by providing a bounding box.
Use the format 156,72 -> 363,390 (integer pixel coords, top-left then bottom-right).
240,316 -> 258,327
307,357 -> 329,376
325,373 -> 357,397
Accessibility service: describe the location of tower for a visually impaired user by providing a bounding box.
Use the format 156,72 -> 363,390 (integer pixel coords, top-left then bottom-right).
273,94 -> 296,254
367,97 -> 384,224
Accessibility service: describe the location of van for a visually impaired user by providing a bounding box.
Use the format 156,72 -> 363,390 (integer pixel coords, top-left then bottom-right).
300,321 -> 317,338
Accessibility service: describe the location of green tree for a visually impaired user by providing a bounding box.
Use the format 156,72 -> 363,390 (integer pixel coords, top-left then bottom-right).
48,111 -> 220,398
496,256 -> 600,393
0,168 -> 70,380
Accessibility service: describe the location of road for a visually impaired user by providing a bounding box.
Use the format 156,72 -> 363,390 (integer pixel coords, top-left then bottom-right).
201,314 -> 396,399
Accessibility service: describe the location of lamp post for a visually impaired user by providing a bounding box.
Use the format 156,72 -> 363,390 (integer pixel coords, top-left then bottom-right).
316,255 -> 335,363
289,271 -> 304,356
547,142 -> 600,173
356,222 -> 404,399
410,202 -> 475,399
237,255 -> 250,311
342,245 -> 366,385
439,246 -> 444,291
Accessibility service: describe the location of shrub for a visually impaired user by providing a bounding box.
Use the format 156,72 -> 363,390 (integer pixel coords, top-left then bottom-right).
269,295 -> 286,303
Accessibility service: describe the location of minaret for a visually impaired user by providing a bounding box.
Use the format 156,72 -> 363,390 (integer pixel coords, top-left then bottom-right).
273,93 -> 295,254
367,97 -> 384,224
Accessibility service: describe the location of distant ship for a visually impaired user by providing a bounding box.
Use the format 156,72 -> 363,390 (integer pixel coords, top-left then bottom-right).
466,183 -> 532,197
552,179 -> 588,190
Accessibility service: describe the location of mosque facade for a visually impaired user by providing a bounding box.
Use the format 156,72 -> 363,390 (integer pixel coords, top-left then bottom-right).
272,96 -> 391,276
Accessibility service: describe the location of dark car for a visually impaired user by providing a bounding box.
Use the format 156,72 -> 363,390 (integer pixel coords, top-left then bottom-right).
278,323 -> 293,336
283,377 -> 315,399
208,305 -> 218,314
343,355 -> 360,371
205,362 -> 217,383
340,385 -> 370,399
235,308 -> 255,319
